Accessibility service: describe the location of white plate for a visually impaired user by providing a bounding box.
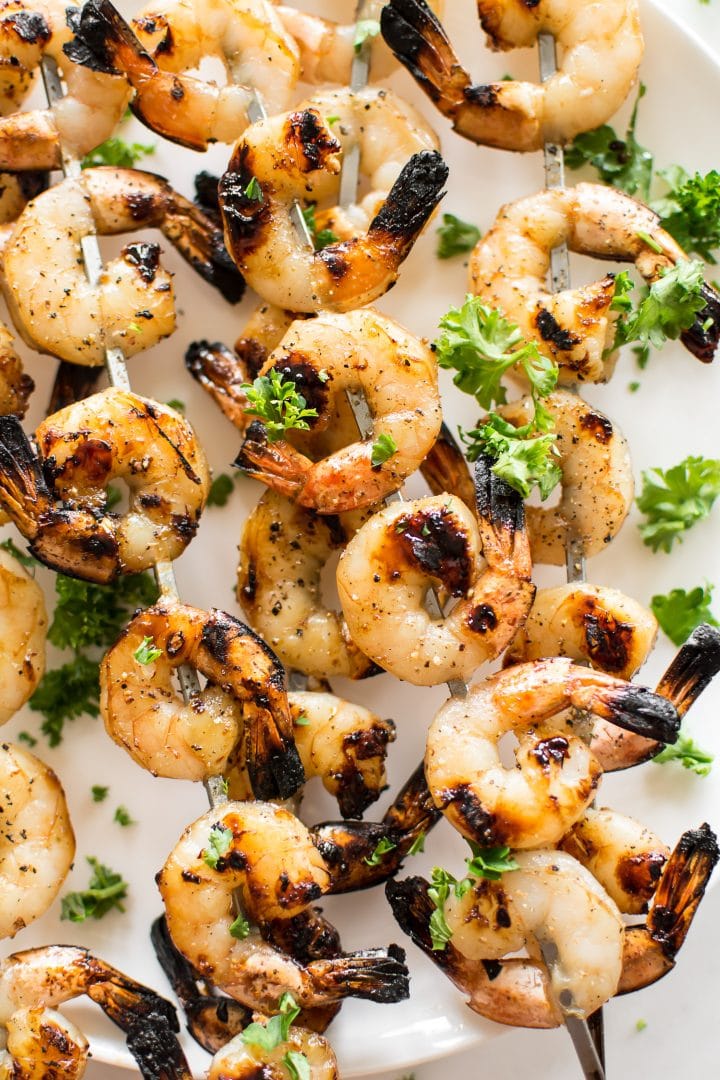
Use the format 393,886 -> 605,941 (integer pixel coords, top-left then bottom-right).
4,0 -> 720,1075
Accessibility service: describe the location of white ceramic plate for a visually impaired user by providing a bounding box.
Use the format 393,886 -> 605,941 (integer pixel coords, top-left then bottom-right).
4,0 -> 720,1075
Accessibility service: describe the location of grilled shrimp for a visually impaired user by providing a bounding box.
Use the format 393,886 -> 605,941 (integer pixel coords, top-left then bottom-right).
208,1028 -> 337,1080
236,309 -> 442,512
497,390 -> 633,566
0,743 -> 74,939
0,0 -> 129,171
100,601 -> 303,802
158,802 -> 410,1012
219,88 -> 447,312
0,389 -> 209,582
2,165 -> 241,366
505,583 -> 657,680
0,945 -> 191,1079
381,0 -> 643,153
68,0 -> 299,151
0,546 -> 46,723
337,460 -> 535,686
387,824 -> 718,1029
469,183 -> 720,376
425,658 -> 680,850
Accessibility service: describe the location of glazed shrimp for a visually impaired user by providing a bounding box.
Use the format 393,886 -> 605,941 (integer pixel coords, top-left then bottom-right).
0,0 -> 129,171
235,309 -> 442,512
337,460 -> 535,686
425,657 -> 680,850
158,802 -> 410,1013
209,1027 -> 337,1080
469,183 -> 720,379
505,583 -> 657,680
100,601 -> 303,802
387,825 -> 718,1028
381,0 -> 643,153
0,945 -> 192,1079
497,390 -> 633,566
0,388 -> 209,582
0,743 -> 74,939
2,166 -> 242,365
219,89 -> 447,312
0,547 -> 46,723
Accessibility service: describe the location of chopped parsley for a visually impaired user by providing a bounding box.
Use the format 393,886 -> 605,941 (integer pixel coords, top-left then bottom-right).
81,136 -> 154,170
242,991 -> 301,1051
301,204 -> 340,251
133,635 -> 162,665
243,369 -> 319,442
114,805 -> 135,827
429,845 -> 518,950
436,213 -> 481,259
364,837 -> 397,866
61,857 -> 128,922
636,1019 -> 648,1033
229,912 -> 251,939
283,1050 -> 311,1080
91,785 -> 109,802
637,456 -> 720,552
371,433 -> 398,467
653,730 -> 714,777
244,177 -> 263,202
203,824 -> 233,869
461,415 -> 562,500
408,832 -> 426,856
294,713 -> 311,727
17,731 -> 37,747
165,398 -> 186,414
207,473 -> 236,508
29,655 -> 101,748
651,584 -> 719,645
353,18 -> 380,51
651,167 -> 720,264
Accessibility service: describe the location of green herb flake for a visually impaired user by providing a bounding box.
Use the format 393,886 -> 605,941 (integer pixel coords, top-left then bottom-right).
651,584 -> 719,646
465,843 -> 518,882
244,177 -> 264,202
628,381 -> 641,393
613,261 -> 708,355
133,635 -> 162,665
461,415 -> 561,501
17,731 -> 37,747
636,1019 -> 648,1033
203,824 -> 233,870
114,805 -> 135,827
165,398 -> 186,414
91,785 -> 109,802
364,837 -> 397,866
283,1050 -> 311,1080
229,912 -> 251,939
653,730 -> 714,777
370,433 -> 398,467
29,655 -> 101,747
637,456 -> 720,553
301,204 -> 340,251
46,572 -> 158,654
651,167 -> 720,263
436,213 -> 481,259
427,866 -> 457,951
60,857 -> 128,922
565,85 -> 653,199
82,136 -> 154,170
242,992 -> 301,1052
0,537 -> 35,567
408,832 -> 425,856
294,713 -> 311,727
207,473 -> 235,508
242,369 -> 319,442
353,18 -> 380,51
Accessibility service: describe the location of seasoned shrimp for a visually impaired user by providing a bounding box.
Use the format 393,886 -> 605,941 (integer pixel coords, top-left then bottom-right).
100,601 -> 303,802
0,0 -> 129,170
469,183 -> 720,378
158,802 -> 410,1012
219,88 -> 447,312
2,166 -> 242,365
0,743 -> 74,939
208,1027 -> 337,1080
560,807 -> 669,914
337,461 -> 535,686
0,547 -> 46,723
497,391 -> 633,566
0,388 -> 209,582
425,657 -> 680,850
0,945 -> 192,1079
506,583 -> 657,680
387,824 -> 718,1029
236,309 -> 442,512
381,0 -> 643,153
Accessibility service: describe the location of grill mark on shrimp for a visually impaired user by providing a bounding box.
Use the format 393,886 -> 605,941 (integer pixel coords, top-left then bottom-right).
394,507 -> 472,596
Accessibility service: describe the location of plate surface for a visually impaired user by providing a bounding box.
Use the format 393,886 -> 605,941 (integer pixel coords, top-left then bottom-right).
4,1 -> 720,1076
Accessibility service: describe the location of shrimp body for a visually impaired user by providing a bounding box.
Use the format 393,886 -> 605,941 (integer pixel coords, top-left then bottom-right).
0,547 -> 46,723
425,658 -> 680,849
337,464 -> 535,686
2,166 -> 240,365
506,583 -> 657,680
208,1027 -> 337,1080
236,310 -> 442,513
101,602 -> 303,802
498,391 -> 633,566
381,0 -> 643,152
470,183 -> 720,377
0,1007 -> 89,1080
219,88 -> 447,312
0,388 -> 209,582
0,743 -> 74,939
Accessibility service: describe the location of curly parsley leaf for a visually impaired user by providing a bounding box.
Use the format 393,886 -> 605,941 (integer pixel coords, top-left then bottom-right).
29,655 -> 101,747
436,213 -> 481,259
364,837 -> 397,866
651,167 -> 720,264
371,433 -> 398,468
82,136 -> 154,169
461,414 -> 561,500
637,456 -> 720,552
47,572 -> 158,653
61,857 -> 128,922
651,584 -> 719,646
243,369 -> 319,442
229,912 -> 251,939
242,992 -> 300,1051
613,261 -> 708,353
301,204 -> 340,251
203,824 -> 234,870
653,730 -> 714,777
566,84 -> 653,198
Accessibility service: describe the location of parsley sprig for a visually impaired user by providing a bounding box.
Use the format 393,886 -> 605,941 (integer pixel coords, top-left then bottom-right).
61,857 -> 128,922
243,370 -> 319,442
636,456 -> 720,553
653,730 -> 714,777
371,433 -> 398,468
436,213 -> 481,259
612,262 -> 709,353
566,85 -> 653,198
651,584 -> 719,645
428,844 -> 518,950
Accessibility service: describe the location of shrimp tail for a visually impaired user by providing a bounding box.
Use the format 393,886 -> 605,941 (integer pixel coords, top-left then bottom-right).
420,422 -> 476,512
193,171 -> 222,225
185,340 -> 255,428
48,362 -> 102,414
474,453 -> 532,577
366,148 -> 449,260
159,193 -> 245,304
588,682 -> 681,744
266,908 -> 343,1032
380,0 -> 469,120
680,282 -> 720,362
385,875 -> 453,969
234,420 -> 313,500
0,414 -> 48,536
383,760 -> 443,837
656,623 -> 720,718
150,916 -> 251,1055
63,0 -> 131,76
304,945 -> 410,1003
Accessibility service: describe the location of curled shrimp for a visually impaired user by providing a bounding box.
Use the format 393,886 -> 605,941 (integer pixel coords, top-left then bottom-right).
381,0 -> 643,153
0,0 -> 129,171
219,88 -> 447,313
0,546 -> 47,723
469,183 -> 720,378
497,390 -> 633,566
0,945 -> 191,1078
0,743 -> 74,939
68,0 -> 299,151
337,460 -> 535,686
209,1027 -> 337,1080
506,583 -> 658,680
2,166 -> 242,367
0,388 -> 210,583
425,657 -> 680,850
387,824 -> 718,1029
158,801 -> 410,1013
236,309 -> 442,512
100,601 -> 303,801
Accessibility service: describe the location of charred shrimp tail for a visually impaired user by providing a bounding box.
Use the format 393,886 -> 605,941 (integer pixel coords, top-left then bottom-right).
420,422 -> 476,513
266,907 -> 343,1032
158,189 -> 245,304
681,282 -> 720,362
380,0 -> 466,120
304,946 -> 409,1004
234,421 -> 313,500
657,623 -> 720,719
590,680 -> 681,744
366,148 -> 448,262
